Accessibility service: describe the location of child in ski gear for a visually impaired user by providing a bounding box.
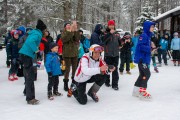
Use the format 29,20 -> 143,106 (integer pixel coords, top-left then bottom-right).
16,26 -> 26,39
19,19 -> 47,105
45,43 -> 62,100
171,32 -> 180,66
103,20 -> 121,90
72,44 -> 114,104
151,41 -> 159,73
61,21 -> 80,92
158,33 -> 169,66
8,30 -> 20,81
83,35 -> 91,53
133,20 -> 155,100
119,32 -> 133,75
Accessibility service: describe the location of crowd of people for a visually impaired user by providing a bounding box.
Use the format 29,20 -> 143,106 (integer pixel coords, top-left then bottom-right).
1,19 -> 180,105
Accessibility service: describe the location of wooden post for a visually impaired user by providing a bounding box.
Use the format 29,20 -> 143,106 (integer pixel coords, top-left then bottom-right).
170,16 -> 175,38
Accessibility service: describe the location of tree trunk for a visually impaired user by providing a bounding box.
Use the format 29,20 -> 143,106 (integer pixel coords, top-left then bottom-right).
63,0 -> 71,22
76,0 -> 84,28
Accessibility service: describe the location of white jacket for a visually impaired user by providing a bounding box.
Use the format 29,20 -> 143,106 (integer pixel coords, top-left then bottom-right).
74,53 -> 107,83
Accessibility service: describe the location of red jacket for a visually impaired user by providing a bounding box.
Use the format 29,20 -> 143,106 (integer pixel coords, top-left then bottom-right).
57,38 -> 63,55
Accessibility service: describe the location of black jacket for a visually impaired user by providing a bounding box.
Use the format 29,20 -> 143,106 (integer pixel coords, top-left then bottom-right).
103,29 -> 121,57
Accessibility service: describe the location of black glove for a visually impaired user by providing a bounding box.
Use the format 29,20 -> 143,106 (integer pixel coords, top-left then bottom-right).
48,72 -> 52,77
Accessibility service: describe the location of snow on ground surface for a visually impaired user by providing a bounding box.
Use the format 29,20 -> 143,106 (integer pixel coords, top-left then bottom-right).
0,49 -> 180,120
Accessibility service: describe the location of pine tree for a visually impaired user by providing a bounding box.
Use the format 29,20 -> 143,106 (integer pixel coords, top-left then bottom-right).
135,1 -> 154,34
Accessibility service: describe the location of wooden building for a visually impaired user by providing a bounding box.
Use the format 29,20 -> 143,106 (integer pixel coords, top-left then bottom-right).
154,6 -> 180,37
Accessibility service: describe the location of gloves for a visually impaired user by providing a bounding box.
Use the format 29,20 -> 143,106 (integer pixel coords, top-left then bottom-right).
48,72 -> 52,77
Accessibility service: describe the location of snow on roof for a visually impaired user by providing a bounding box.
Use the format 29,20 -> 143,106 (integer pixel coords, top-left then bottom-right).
154,6 -> 180,22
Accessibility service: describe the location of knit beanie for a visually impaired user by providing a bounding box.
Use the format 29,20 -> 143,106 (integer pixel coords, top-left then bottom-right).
36,19 -> 47,32
108,20 -> 115,26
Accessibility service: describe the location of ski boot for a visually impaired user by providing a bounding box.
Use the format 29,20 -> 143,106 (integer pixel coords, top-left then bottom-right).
88,92 -> 99,102
132,86 -> 140,97
138,87 -> 152,101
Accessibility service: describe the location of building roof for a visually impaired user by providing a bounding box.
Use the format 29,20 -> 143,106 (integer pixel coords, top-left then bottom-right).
154,6 -> 180,22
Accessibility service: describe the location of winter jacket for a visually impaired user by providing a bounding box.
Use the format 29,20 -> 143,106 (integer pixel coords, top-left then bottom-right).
103,30 -> 121,57
134,21 -> 155,65
131,36 -> 139,53
45,52 -> 62,76
171,37 -> 180,50
7,38 -> 19,59
17,26 -> 26,38
61,30 -> 80,58
78,43 -> 85,58
19,29 -> 43,59
57,38 -> 63,55
159,39 -> 168,50
120,38 -> 133,54
90,24 -> 103,46
83,37 -> 90,52
39,36 -> 53,54
74,54 -> 107,83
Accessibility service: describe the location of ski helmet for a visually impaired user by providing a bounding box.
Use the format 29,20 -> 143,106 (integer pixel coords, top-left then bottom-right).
89,44 -> 104,57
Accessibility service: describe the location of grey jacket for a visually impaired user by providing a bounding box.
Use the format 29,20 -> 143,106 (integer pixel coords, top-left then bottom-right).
103,31 -> 121,57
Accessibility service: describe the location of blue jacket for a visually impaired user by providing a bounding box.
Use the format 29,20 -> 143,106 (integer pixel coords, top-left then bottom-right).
19,29 -> 42,59
159,39 -> 168,50
83,38 -> 90,49
17,26 -> 26,39
134,21 -> 155,65
90,24 -> 103,46
45,52 -> 62,76
171,37 -> 180,50
7,38 -> 19,59
78,43 -> 85,58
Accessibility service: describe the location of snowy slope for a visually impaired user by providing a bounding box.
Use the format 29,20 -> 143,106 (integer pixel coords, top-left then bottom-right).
0,49 -> 180,120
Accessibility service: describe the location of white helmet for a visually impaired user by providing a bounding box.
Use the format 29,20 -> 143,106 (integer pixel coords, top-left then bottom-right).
89,44 -> 104,57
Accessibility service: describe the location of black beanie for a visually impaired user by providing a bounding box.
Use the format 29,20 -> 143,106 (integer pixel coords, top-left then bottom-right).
49,42 -> 58,50
36,19 -> 47,32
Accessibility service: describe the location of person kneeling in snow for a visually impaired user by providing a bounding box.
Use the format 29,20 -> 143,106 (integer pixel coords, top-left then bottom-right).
71,44 -> 115,105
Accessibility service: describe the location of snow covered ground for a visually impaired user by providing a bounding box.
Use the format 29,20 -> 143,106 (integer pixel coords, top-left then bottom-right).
0,49 -> 180,120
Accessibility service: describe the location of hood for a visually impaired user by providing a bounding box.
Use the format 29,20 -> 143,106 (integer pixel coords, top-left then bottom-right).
94,24 -> 103,35
17,26 -> 26,35
28,29 -> 43,40
143,21 -> 155,37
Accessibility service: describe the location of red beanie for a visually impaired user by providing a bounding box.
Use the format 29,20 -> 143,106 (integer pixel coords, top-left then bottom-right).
108,20 -> 115,26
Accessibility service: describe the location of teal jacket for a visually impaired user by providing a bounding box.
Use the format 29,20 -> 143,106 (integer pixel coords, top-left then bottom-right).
19,29 -> 42,59
78,43 -> 85,59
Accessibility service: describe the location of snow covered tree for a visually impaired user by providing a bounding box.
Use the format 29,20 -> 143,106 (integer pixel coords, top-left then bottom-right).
135,1 -> 155,34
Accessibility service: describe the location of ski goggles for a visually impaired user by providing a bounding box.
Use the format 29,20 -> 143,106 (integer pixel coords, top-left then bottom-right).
90,46 -> 104,52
